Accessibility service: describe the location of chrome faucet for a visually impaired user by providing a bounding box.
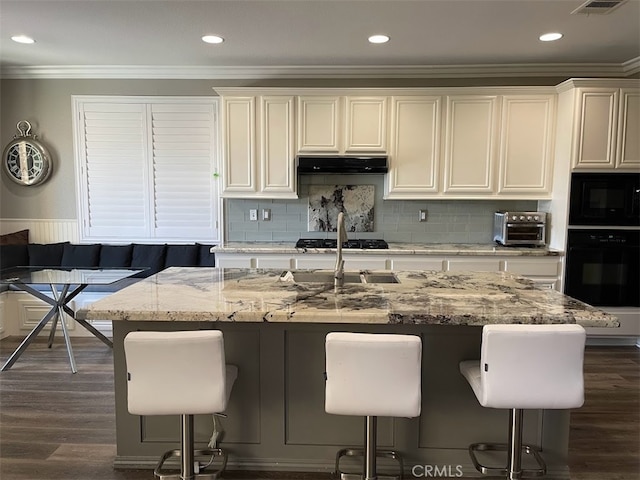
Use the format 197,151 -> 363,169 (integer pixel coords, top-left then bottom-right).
335,212 -> 347,287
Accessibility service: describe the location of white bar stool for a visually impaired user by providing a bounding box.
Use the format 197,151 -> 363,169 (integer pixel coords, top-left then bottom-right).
325,332 -> 422,480
459,324 -> 586,480
124,330 -> 238,480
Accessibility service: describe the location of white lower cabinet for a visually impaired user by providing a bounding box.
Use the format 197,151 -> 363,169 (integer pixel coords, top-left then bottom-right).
214,252 -> 563,291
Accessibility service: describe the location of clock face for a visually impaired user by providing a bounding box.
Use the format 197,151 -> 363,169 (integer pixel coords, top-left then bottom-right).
3,139 -> 52,186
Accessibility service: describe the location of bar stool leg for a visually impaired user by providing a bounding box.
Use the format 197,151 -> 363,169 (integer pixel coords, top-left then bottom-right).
507,409 -> 523,480
182,414 -> 195,480
365,416 -> 377,480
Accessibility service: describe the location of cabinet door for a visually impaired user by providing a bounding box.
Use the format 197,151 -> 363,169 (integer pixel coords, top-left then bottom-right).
498,95 -> 555,196
573,88 -> 618,169
297,96 -> 341,152
386,96 -> 441,198
616,89 -> 640,169
344,97 -> 388,152
443,96 -> 499,194
259,96 -> 296,197
222,97 -> 257,194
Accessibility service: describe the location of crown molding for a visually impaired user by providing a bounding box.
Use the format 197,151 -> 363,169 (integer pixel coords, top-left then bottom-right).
1,61 -> 637,80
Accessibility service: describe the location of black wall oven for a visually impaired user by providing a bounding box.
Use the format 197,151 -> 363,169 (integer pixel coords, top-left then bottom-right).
569,172 -> 640,226
566,172 -> 640,308
565,229 -> 639,307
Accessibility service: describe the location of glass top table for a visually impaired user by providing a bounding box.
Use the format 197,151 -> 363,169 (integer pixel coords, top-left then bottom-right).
0,267 -> 143,373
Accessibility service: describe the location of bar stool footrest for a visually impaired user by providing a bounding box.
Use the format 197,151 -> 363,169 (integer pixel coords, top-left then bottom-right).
154,448 -> 228,480
469,442 -> 547,477
334,447 -> 404,480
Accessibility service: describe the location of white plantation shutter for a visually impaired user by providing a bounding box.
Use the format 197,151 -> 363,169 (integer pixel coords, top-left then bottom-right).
73,97 -> 220,243
151,104 -> 217,238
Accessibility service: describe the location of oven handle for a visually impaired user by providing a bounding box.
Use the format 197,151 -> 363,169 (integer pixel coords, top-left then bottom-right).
505,223 -> 546,227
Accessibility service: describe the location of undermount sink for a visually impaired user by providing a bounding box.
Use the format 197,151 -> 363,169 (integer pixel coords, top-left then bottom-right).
279,271 -> 399,284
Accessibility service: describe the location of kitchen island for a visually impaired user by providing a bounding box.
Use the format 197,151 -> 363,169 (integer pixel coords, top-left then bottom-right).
78,267 -> 616,478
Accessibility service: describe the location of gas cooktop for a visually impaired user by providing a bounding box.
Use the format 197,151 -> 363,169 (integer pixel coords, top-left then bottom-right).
295,238 -> 389,249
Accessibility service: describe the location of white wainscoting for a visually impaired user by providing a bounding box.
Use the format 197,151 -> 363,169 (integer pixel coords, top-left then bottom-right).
0,218 -> 79,243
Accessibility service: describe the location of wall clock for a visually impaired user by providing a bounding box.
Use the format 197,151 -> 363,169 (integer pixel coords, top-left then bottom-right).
3,120 -> 53,186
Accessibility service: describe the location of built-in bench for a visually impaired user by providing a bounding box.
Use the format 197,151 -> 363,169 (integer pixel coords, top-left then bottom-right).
0,236 -> 216,294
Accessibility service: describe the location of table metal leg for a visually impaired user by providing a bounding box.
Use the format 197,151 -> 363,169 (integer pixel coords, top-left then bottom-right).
1,306 -> 59,371
50,284 -> 77,373
47,284 -> 70,348
1,282 -> 111,373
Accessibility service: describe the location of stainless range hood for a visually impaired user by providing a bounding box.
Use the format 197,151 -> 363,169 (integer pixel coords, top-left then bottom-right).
297,155 -> 388,174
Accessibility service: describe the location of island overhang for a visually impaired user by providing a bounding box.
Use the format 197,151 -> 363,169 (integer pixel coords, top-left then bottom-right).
78,267 -> 618,328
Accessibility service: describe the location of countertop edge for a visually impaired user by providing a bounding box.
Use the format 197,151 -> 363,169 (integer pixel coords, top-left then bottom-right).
212,243 -> 563,256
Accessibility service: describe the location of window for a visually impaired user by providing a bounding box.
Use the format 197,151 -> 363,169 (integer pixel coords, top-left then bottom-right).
73,96 -> 220,243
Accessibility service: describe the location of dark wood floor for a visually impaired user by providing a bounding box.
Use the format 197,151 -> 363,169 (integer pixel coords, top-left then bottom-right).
0,337 -> 638,480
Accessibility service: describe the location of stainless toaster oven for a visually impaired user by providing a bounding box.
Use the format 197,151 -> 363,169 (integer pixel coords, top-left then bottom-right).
493,211 -> 547,246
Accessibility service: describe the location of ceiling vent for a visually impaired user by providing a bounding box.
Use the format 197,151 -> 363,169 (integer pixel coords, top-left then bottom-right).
571,0 -> 628,14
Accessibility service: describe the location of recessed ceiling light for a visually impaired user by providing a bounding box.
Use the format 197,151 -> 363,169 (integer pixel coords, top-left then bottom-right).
368,34 -> 390,44
202,35 -> 224,44
11,35 -> 35,44
539,32 -> 563,42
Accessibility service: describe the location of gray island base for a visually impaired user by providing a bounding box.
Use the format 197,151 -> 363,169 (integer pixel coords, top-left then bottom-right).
78,267 -> 617,478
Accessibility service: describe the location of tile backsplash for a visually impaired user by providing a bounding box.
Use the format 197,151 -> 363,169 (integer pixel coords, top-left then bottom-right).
225,174 -> 536,244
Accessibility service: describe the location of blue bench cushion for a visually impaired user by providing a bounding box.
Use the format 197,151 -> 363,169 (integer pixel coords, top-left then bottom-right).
28,242 -> 69,266
61,243 -> 101,268
99,244 -> 133,268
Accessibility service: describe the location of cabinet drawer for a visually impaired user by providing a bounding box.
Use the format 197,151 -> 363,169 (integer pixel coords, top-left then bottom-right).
504,259 -> 559,277
388,257 -> 444,271
216,255 -> 254,268
446,259 -> 501,272
255,256 -> 294,269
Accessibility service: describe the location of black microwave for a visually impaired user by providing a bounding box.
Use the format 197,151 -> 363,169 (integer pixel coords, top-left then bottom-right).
569,172 -> 640,226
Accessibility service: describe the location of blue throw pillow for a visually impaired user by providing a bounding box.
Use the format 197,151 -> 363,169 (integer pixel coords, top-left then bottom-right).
164,244 -> 199,267
130,244 -> 167,277
28,242 -> 69,266
0,244 -> 29,269
99,245 -> 133,268
61,244 -> 101,268
197,244 -> 216,266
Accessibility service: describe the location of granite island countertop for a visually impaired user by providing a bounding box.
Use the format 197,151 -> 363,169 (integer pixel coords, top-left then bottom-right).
78,267 -> 616,328
212,242 -> 562,256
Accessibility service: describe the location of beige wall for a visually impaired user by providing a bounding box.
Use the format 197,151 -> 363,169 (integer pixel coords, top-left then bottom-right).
0,75 -> 574,220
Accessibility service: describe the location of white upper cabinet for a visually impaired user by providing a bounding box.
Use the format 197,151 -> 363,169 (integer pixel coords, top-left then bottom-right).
617,88 -> 640,169
297,96 -> 341,152
385,96 -> 441,198
221,95 -> 296,198
297,96 -> 388,153
497,95 -> 555,195
222,96 -> 256,194
572,85 -> 640,170
344,97 -> 388,152
443,95 -> 499,194
259,96 -> 296,196
572,88 -> 619,169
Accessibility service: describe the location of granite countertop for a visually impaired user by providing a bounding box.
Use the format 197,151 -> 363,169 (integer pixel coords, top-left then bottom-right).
78,267 -> 616,328
211,242 -> 562,256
